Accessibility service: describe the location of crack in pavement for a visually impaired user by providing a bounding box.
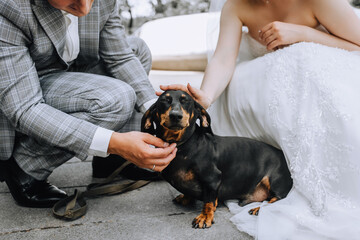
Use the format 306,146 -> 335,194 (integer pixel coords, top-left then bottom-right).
0,220 -> 111,236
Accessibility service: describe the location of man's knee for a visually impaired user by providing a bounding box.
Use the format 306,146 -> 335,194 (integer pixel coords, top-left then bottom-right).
128,36 -> 152,74
91,81 -> 136,131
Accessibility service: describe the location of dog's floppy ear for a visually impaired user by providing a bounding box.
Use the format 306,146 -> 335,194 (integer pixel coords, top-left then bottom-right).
141,102 -> 157,135
194,101 -> 213,135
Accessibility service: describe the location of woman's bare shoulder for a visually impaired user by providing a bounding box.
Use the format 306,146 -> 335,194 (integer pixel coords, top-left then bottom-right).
306,0 -> 352,11
223,0 -> 253,21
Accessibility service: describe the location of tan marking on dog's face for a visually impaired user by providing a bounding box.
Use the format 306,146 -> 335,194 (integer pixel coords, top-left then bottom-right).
160,107 -> 190,129
189,112 -> 194,121
162,128 -> 187,142
159,106 -> 191,142
165,93 -> 170,97
160,107 -> 171,127
180,107 -> 190,128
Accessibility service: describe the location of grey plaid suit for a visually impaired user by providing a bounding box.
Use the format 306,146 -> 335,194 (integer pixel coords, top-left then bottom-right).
0,0 -> 156,179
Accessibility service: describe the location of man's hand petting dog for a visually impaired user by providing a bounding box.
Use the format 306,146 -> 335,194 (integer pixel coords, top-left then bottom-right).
107,131 -> 177,172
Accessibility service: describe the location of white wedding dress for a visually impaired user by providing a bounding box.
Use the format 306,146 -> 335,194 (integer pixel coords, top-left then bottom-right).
207,10 -> 360,240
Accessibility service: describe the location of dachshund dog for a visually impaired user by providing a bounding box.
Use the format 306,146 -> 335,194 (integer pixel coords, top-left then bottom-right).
141,90 -> 293,229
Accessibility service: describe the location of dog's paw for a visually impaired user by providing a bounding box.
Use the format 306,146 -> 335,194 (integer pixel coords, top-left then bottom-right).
173,194 -> 194,206
248,207 -> 260,216
192,213 -> 214,229
192,202 -> 216,229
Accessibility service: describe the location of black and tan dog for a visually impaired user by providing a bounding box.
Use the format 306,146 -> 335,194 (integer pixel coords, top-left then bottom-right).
141,90 -> 293,229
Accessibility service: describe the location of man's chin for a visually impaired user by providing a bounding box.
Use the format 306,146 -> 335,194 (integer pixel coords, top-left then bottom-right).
62,7 -> 91,17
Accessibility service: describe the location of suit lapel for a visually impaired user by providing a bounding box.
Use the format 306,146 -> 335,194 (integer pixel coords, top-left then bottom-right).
78,0 -> 100,63
31,0 -> 66,58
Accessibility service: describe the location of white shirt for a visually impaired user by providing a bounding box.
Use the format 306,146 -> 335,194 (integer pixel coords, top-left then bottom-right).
61,11 -> 156,157
62,11 -> 80,62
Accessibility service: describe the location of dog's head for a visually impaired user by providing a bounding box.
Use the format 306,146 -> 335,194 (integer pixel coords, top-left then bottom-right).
141,90 -> 213,143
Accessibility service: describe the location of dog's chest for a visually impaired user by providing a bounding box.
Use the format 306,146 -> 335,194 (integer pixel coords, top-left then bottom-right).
162,154 -> 203,199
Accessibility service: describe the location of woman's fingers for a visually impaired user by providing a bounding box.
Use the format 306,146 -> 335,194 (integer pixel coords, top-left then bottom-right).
160,84 -> 189,93
158,83 -> 210,108
265,34 -> 277,46
187,83 -> 200,98
259,22 -> 273,39
267,38 -> 280,50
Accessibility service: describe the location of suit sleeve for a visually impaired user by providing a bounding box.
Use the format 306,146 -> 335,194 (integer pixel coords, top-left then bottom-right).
98,1 -> 156,107
0,5 -> 98,160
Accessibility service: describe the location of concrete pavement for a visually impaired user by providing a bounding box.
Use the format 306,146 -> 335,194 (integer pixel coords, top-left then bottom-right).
0,157 -> 253,240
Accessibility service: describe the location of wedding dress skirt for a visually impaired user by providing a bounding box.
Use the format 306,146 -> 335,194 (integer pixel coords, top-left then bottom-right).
208,32 -> 360,239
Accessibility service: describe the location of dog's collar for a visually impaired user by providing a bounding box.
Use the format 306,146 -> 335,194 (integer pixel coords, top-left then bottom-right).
170,135 -> 192,147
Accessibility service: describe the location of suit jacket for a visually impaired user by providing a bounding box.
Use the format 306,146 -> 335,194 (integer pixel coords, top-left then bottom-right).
0,0 -> 155,160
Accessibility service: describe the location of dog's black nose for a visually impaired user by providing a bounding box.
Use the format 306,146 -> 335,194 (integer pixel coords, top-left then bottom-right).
170,110 -> 183,121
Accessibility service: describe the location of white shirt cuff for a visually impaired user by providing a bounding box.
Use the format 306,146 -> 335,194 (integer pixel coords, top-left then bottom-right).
139,98 -> 157,114
88,127 -> 114,157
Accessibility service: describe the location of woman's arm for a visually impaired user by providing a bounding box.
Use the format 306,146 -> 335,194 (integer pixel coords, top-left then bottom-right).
159,1 -> 243,109
260,0 -> 360,51
310,0 -> 360,51
200,1 -> 243,107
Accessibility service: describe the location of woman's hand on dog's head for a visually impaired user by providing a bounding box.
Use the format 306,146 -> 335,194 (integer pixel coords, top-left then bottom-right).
156,83 -> 211,110
107,131 -> 177,172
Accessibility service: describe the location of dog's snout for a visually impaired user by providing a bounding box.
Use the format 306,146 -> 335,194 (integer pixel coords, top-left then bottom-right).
170,110 -> 183,121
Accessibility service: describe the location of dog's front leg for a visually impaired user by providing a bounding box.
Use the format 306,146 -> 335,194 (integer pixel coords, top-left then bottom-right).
192,167 -> 221,229
192,197 -> 218,229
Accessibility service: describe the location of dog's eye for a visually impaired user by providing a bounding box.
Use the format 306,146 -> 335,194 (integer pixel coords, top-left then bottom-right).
180,97 -> 189,103
160,97 -> 172,104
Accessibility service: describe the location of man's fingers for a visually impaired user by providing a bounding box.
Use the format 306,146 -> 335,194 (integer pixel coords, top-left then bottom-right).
142,134 -> 177,158
146,147 -> 178,172
143,133 -> 171,148
146,143 -> 177,159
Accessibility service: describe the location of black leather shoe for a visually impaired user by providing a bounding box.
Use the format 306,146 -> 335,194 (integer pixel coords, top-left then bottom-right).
0,158 -> 67,208
92,155 -> 161,181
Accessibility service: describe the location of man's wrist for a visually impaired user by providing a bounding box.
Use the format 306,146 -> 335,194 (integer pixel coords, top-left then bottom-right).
108,132 -> 125,155
88,127 -> 114,157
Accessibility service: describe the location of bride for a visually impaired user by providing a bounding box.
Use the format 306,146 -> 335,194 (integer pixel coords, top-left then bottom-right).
160,0 -> 360,239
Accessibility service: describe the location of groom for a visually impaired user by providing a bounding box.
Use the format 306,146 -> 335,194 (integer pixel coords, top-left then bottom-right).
0,0 -> 177,208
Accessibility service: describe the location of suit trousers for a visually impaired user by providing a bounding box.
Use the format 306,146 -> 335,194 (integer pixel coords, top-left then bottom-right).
12,36 -> 152,180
